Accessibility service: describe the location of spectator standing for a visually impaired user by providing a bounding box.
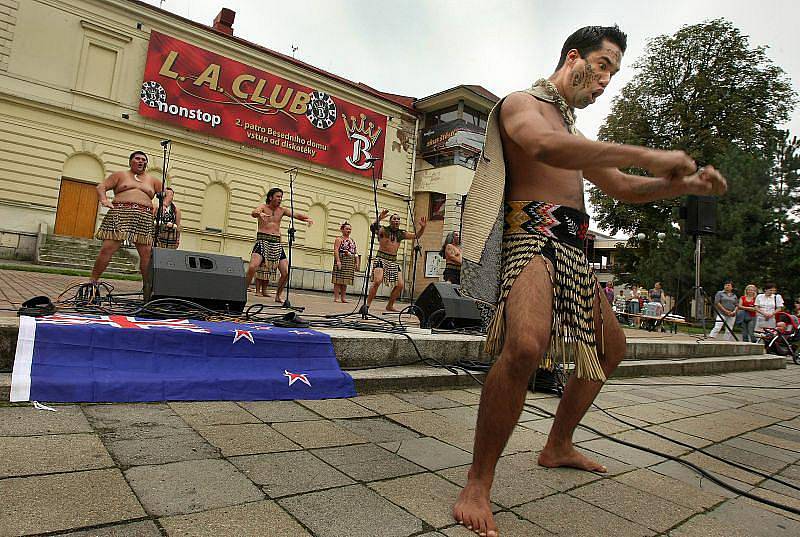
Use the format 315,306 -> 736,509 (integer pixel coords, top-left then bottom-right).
649,281 -> 664,305
755,283 -> 784,330
627,284 -> 641,315
709,280 -> 738,340
603,281 -> 615,304
737,284 -> 759,342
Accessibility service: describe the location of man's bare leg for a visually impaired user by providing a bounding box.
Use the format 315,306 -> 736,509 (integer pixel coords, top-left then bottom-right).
538,287 -> 627,471
385,280 -> 403,312
274,258 -> 289,303
135,243 -> 152,283
245,253 -> 264,288
453,258 -> 554,537
91,240 -> 123,281
366,267 -> 383,307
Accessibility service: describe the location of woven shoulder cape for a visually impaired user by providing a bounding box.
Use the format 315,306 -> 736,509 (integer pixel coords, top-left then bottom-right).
461,80 -> 577,306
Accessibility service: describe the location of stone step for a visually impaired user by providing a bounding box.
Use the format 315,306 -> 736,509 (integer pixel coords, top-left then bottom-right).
36,258 -> 138,274
39,250 -> 136,262
0,354 -> 786,400
40,245 -> 138,258
625,339 -> 763,359
350,354 -> 786,394
0,318 -> 767,373
39,246 -> 135,257
38,253 -> 136,267
42,235 -> 106,247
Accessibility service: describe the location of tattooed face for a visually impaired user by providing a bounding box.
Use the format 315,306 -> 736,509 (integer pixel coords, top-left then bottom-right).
566,40 -> 622,109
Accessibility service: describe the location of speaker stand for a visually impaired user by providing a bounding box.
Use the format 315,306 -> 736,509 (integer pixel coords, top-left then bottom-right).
656,236 -> 737,340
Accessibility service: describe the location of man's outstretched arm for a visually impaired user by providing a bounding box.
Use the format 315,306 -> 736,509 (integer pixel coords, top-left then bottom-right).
404,216 -> 427,240
584,165 -> 728,203
501,92 -> 696,179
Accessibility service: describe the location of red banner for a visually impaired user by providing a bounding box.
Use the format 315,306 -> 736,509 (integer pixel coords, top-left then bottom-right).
138,31 -> 386,177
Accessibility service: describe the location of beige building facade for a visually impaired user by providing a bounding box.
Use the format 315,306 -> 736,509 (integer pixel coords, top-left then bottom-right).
410,86 -> 497,291
0,0 -> 419,293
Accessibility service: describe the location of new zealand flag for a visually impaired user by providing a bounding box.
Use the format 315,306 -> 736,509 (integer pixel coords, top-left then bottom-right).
11,314 -> 355,403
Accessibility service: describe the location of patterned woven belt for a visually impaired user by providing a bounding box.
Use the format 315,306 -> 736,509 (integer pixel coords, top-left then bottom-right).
113,202 -> 152,213
376,250 -> 397,262
504,201 -> 589,249
256,233 -> 281,243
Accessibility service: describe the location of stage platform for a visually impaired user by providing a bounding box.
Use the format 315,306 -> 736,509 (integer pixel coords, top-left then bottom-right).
0,268 -> 787,399
0,315 -> 785,400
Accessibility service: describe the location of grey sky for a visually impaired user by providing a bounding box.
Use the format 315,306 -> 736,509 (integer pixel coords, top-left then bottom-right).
142,0 -> 799,234
144,0 -> 800,138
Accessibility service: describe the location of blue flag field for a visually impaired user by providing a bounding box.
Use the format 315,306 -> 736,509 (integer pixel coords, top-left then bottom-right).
11,314 -> 355,403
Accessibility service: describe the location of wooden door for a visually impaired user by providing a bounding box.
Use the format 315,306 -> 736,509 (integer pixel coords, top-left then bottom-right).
54,178 -> 98,238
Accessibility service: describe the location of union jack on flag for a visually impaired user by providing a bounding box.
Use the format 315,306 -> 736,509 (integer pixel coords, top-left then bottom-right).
36,314 -> 209,333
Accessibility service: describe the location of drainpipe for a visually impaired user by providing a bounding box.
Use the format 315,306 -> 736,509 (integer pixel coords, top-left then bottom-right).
406,114 -> 420,299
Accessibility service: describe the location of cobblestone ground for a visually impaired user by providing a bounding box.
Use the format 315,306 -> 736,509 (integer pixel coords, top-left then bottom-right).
1,367 -> 799,536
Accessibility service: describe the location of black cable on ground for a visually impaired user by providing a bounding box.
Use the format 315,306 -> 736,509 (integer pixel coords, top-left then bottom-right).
589,403 -> 800,492
605,381 -> 800,390
522,399 -> 800,516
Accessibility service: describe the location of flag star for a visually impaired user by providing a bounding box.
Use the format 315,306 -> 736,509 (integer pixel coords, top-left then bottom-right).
232,329 -> 255,344
288,330 -> 314,335
251,325 -> 273,331
284,370 -> 311,387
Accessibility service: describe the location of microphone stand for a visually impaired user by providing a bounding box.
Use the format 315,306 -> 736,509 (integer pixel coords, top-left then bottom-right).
282,167 -> 298,310
403,195 -> 423,313
357,159 -> 382,320
153,140 -> 171,247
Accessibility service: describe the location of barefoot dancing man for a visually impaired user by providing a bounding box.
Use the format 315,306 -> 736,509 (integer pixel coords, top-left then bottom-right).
366,210 -> 426,312
245,187 -> 313,303
454,25 -> 728,536
92,151 -> 162,282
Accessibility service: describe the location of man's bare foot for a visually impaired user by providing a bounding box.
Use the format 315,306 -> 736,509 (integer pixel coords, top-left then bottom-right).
341,299 -> 348,303
453,479 -> 497,537
537,445 -> 607,472
385,306 -> 400,312
275,296 -> 283,303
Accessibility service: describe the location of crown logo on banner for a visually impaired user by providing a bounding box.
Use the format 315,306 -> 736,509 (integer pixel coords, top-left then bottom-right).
341,113 -> 382,145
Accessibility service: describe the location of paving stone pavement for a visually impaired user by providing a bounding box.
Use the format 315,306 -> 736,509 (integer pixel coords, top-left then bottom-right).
1,367 -> 800,536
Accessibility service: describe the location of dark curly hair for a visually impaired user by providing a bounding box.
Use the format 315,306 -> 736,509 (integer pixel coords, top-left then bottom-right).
556,25 -> 627,70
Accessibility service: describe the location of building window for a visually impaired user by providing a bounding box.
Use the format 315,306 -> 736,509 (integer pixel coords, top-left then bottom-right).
430,193 -> 446,220
463,105 -> 488,130
425,105 -> 459,128
306,204 -> 328,250
423,148 -> 480,170
200,183 -> 228,233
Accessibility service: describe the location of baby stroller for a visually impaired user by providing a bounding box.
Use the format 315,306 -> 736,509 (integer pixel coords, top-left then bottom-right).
759,311 -> 799,364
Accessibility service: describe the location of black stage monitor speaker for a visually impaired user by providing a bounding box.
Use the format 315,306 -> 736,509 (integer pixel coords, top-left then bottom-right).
415,282 -> 482,329
685,195 -> 717,236
145,248 -> 247,312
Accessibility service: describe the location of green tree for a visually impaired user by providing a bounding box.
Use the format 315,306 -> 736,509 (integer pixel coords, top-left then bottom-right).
590,19 -> 798,307
770,134 -> 800,300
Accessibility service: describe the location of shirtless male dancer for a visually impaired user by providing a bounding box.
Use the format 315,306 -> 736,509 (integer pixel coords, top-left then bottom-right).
92,151 -> 162,281
366,210 -> 426,312
245,187 -> 313,302
453,26 -> 727,536
442,231 -> 462,285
